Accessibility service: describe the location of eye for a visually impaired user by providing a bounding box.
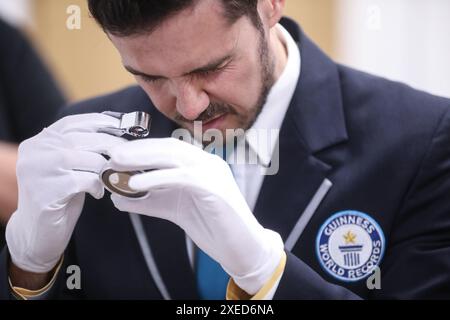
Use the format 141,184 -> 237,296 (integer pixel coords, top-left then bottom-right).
195,64 -> 228,79
198,70 -> 215,77
141,76 -> 162,84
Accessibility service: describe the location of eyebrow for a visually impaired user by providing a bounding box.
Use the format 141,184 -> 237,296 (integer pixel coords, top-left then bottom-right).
124,54 -> 233,80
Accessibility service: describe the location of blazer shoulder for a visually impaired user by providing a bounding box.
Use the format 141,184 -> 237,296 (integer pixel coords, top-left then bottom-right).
337,65 -> 450,119
337,64 -> 450,142
332,65 -> 450,186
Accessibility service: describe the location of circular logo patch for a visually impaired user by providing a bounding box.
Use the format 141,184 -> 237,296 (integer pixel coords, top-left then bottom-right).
316,210 -> 385,282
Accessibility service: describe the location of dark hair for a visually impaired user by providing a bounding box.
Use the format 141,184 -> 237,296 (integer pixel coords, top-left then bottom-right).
88,0 -> 261,37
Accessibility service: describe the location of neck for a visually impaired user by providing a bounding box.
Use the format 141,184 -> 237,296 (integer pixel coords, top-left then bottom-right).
270,25 -> 288,82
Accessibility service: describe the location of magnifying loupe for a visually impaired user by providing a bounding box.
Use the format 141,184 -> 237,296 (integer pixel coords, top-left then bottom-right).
99,111 -> 152,199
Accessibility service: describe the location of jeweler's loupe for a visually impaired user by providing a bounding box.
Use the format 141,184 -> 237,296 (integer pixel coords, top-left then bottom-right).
99,111 -> 151,139
99,111 -> 152,198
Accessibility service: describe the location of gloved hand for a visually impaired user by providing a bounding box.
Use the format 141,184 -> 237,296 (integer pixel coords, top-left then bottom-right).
6,114 -> 125,273
107,138 -> 284,295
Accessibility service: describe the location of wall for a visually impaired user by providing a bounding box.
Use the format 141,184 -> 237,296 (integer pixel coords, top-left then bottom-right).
32,0 -> 134,101
285,0 -> 335,57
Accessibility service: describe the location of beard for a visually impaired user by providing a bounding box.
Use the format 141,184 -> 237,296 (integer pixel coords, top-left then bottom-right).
174,27 -> 276,137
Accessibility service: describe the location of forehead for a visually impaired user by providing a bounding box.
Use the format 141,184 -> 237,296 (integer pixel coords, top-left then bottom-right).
109,0 -> 244,77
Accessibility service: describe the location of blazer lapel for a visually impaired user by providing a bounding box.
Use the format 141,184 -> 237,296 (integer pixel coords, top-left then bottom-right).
253,112 -> 333,242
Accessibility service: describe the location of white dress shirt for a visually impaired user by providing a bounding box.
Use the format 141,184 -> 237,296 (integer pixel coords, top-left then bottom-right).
229,23 -> 301,211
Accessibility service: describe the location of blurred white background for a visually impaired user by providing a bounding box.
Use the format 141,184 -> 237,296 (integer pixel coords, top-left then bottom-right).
0,0 -> 31,27
335,0 -> 450,98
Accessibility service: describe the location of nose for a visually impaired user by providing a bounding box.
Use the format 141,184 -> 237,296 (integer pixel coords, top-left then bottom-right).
173,79 -> 210,121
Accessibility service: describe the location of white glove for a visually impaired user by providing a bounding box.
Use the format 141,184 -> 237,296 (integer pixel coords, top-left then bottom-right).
107,138 -> 284,295
6,114 -> 125,273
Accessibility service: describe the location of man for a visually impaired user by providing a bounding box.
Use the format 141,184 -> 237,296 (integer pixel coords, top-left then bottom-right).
0,18 -> 65,248
1,0 -> 450,299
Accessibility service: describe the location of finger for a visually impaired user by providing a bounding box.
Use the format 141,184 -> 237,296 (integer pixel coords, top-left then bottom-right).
128,168 -> 192,191
63,132 -> 127,154
108,138 -> 207,170
71,170 -> 105,199
49,113 -> 121,134
110,193 -> 149,214
69,150 -> 109,173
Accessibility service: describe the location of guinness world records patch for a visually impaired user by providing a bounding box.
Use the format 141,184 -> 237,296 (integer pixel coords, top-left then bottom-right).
316,210 -> 385,282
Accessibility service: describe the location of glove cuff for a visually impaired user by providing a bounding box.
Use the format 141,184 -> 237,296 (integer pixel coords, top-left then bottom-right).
228,229 -> 284,295
6,213 -> 60,274
7,245 -> 60,274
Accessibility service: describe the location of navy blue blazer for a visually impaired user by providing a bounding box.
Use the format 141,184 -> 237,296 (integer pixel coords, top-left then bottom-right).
1,18 -> 450,299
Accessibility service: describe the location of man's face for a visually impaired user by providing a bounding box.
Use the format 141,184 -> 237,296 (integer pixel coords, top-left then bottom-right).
109,0 -> 275,137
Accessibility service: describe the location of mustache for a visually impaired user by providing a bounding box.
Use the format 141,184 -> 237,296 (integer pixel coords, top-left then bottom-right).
175,102 -> 235,124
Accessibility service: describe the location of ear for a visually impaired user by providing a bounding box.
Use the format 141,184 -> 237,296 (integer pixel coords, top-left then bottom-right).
259,0 -> 286,28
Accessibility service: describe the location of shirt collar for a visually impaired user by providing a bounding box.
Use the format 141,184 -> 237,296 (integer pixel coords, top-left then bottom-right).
245,23 -> 302,167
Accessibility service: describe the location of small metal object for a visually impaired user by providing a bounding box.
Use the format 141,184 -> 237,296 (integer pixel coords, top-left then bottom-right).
99,111 -> 151,139
100,167 -> 149,199
99,111 -> 152,198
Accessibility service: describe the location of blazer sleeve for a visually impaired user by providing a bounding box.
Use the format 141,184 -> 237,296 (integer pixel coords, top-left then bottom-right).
0,240 -> 85,300
369,106 -> 450,299
273,251 -> 361,299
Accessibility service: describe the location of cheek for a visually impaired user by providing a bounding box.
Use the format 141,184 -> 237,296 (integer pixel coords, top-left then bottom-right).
205,62 -> 262,110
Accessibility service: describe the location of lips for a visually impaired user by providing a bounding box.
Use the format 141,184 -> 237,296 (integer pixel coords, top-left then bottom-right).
202,114 -> 226,130
203,113 -> 225,125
